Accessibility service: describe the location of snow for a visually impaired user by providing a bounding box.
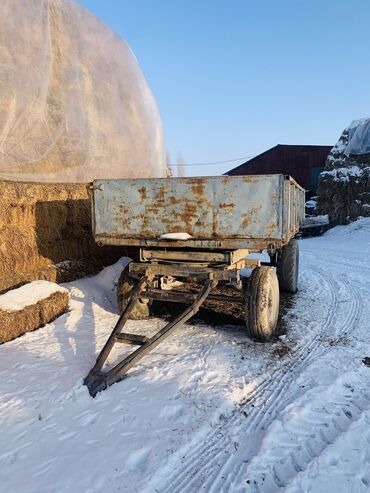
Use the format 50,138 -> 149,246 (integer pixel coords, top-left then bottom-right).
159,232 -> 192,240
0,280 -> 68,312
305,199 -> 317,208
1,219 -> 370,492
301,214 -> 330,227
320,165 -> 363,182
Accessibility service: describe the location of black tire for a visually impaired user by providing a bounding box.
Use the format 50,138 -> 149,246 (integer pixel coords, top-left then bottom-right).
277,239 -> 299,294
117,265 -> 149,320
246,266 -> 280,341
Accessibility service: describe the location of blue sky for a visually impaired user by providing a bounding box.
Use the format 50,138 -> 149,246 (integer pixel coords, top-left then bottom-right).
77,0 -> 370,176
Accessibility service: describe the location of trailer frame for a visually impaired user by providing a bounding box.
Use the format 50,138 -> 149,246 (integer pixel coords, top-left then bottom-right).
85,248 -> 256,396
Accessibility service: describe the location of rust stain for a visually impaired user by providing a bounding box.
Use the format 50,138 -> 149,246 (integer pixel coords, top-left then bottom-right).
265,220 -> 277,238
140,213 -> 149,232
155,186 -> 165,204
190,180 -> 206,198
242,175 -> 259,184
138,186 -> 147,200
184,177 -> 207,185
240,212 -> 249,230
146,201 -> 161,215
219,203 -> 235,209
161,217 -> 173,225
195,221 -> 205,228
240,206 -> 258,229
179,202 -> 198,229
212,207 -> 218,237
167,225 -> 183,233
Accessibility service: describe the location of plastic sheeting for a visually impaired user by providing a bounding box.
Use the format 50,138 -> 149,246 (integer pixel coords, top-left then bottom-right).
345,118 -> 370,156
0,0 -> 166,182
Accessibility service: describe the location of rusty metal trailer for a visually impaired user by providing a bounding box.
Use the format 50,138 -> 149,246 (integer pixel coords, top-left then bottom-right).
85,175 -> 305,396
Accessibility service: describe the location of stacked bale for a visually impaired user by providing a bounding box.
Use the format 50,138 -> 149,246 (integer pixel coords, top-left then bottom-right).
317,120 -> 370,224
0,281 -> 69,343
0,180 -> 125,294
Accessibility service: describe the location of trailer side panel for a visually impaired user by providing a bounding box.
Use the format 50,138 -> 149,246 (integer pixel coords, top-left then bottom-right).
92,175 -> 304,248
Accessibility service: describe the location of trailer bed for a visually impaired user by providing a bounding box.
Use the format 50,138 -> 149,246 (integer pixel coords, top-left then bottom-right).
91,175 -> 304,250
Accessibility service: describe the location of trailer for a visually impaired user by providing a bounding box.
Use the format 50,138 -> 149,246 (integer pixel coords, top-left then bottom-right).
299,214 -> 330,237
84,175 -> 305,396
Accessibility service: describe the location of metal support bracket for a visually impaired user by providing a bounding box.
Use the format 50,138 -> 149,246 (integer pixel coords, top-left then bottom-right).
84,275 -> 217,397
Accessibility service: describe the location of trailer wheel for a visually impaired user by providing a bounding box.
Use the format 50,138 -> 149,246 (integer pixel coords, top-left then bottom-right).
246,266 -> 280,341
277,239 -> 299,294
117,265 -> 149,320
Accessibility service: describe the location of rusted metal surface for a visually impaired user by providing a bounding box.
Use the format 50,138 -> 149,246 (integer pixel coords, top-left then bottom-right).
98,237 -> 280,250
114,333 -> 149,345
140,289 -> 244,305
130,262 -> 243,283
139,248 -> 250,264
282,176 -> 305,243
92,175 -> 304,250
140,249 -> 229,263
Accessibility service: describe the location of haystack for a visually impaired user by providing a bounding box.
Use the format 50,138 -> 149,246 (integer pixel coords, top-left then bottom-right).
318,119 -> 370,224
0,0 -> 166,182
0,281 -> 69,343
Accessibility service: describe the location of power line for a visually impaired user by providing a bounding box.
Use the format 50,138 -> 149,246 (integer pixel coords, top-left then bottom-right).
168,154 -> 255,167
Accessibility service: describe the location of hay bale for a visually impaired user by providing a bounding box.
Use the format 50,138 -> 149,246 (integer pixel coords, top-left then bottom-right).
0,281 -> 69,343
0,179 -> 124,294
318,121 -> 370,224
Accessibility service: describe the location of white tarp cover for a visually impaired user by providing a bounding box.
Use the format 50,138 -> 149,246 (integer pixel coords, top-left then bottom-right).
345,118 -> 370,157
0,0 -> 166,182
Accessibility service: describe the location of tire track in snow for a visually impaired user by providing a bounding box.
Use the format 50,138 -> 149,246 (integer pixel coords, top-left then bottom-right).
149,266 -> 362,493
233,374 -> 370,492
156,268 -> 339,492
244,267 -> 343,431
242,279 -> 364,491
172,271 -> 361,493
225,275 -> 361,491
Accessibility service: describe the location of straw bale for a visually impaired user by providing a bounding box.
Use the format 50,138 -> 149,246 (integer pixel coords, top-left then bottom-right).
0,281 -> 69,343
0,179 -> 123,293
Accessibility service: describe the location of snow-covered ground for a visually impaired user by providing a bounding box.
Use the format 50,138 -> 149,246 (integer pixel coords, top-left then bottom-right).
1,218 -> 370,493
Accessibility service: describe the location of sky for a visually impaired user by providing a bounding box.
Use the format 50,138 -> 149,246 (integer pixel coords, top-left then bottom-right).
77,0 -> 370,176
